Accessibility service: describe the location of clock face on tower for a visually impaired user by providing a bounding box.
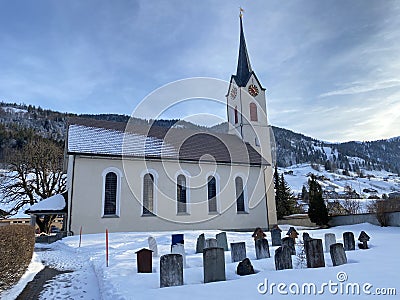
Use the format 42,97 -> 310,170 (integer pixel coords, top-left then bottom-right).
230,87 -> 237,99
248,84 -> 259,97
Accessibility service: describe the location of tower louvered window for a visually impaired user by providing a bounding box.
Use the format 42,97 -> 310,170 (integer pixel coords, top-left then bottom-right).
250,103 -> 258,121
234,106 -> 239,124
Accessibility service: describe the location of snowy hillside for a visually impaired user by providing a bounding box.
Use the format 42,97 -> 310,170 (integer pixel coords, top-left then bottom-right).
280,163 -> 400,197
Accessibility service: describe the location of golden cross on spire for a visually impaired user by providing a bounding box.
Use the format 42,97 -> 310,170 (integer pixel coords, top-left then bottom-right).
239,7 -> 245,18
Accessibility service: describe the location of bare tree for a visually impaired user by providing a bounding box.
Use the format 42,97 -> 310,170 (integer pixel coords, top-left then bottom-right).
342,197 -> 362,215
0,139 -> 66,233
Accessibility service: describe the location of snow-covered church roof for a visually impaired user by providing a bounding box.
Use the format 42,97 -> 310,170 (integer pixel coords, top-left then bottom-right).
67,118 -> 268,166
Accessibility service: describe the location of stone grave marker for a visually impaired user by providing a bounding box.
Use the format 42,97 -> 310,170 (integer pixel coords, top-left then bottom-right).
358,231 -> 370,249
343,232 -> 355,251
230,242 -> 246,262
237,258 -> 255,276
148,236 -> 158,257
216,232 -> 229,251
274,245 -> 293,270
286,227 -> 299,239
252,227 -> 266,241
203,247 -> 226,283
330,243 -> 347,266
160,254 -> 183,288
171,234 -> 184,249
171,243 -> 186,268
305,238 -> 325,268
303,232 -> 311,242
255,239 -> 270,259
271,226 -> 282,246
205,238 -> 218,249
324,233 -> 336,253
281,237 -> 296,255
196,233 -> 205,253
136,248 -> 153,273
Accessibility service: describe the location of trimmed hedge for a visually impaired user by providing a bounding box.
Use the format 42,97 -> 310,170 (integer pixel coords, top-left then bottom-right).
0,225 -> 35,292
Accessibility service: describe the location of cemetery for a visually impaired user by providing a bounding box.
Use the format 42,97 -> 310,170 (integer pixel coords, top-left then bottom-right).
5,223 -> 399,299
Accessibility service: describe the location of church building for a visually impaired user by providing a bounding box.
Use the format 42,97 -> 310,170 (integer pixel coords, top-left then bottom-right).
65,14 -> 277,234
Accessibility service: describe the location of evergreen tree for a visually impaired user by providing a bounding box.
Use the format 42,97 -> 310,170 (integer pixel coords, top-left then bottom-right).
301,185 -> 309,203
307,175 -> 329,226
280,174 -> 299,215
275,166 -> 299,219
274,165 -> 285,219
324,160 -> 331,171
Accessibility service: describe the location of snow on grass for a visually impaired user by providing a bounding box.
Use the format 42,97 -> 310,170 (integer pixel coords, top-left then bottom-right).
8,224 -> 397,299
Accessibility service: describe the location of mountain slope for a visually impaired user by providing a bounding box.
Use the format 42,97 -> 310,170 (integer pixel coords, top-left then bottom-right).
0,102 -> 399,174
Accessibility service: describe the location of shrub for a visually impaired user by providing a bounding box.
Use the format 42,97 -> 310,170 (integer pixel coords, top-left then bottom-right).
0,225 -> 35,292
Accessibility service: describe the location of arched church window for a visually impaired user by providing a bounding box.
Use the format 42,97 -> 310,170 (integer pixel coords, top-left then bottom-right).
207,176 -> 217,212
177,174 -> 187,213
143,173 -> 154,215
250,103 -> 258,121
104,172 -> 117,215
235,177 -> 245,212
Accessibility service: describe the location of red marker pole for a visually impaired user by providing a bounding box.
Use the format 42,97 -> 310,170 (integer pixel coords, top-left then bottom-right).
79,226 -> 82,248
106,229 -> 109,267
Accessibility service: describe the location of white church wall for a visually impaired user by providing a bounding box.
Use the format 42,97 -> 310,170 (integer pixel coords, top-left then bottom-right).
68,155 -> 269,234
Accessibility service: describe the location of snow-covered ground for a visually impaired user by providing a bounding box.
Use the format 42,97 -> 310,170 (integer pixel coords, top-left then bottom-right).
2,223 -> 399,299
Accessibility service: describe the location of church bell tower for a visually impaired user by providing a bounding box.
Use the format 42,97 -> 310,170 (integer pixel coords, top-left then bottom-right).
226,11 -> 277,227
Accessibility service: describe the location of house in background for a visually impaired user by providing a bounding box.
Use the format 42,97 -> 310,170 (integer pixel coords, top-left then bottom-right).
0,215 -> 31,227
64,15 -> 277,234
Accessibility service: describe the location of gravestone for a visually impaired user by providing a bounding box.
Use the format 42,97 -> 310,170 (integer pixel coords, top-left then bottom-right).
205,238 -> 218,249
286,227 -> 299,239
271,226 -> 282,246
203,247 -> 226,283
274,245 -> 293,270
196,233 -> 205,253
216,232 -> 229,251
343,232 -> 355,251
281,237 -> 296,255
171,234 -> 184,247
324,233 -> 336,253
171,243 -> 186,268
148,236 -> 158,257
252,227 -> 266,241
303,232 -> 311,242
230,242 -> 247,262
236,258 -> 255,276
136,248 -> 153,273
305,238 -> 325,268
330,243 -> 347,266
358,231 -> 370,249
160,254 -> 183,288
255,239 -> 270,259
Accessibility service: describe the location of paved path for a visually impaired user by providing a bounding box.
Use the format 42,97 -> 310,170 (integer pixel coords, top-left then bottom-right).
16,267 -> 71,300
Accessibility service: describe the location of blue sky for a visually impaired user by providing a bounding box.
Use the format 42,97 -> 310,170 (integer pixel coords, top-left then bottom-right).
1,0 -> 400,142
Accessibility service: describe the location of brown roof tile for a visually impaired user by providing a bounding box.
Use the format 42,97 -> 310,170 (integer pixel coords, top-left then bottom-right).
67,117 -> 269,166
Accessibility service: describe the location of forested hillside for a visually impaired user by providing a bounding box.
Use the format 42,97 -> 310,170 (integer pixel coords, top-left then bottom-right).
0,102 -> 399,174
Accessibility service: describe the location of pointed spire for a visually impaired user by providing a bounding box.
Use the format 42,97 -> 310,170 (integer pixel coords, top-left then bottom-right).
235,12 -> 252,87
